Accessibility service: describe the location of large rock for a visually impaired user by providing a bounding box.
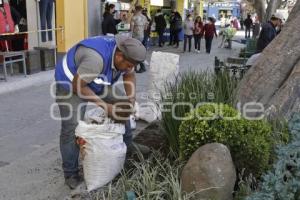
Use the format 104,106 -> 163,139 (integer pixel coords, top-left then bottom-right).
181,143 -> 236,200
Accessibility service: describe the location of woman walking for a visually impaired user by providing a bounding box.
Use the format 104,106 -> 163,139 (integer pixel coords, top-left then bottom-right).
183,14 -> 194,52
194,16 -> 203,53
202,17 -> 218,54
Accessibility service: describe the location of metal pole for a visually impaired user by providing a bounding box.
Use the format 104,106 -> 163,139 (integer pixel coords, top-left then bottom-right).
36,0 -> 41,47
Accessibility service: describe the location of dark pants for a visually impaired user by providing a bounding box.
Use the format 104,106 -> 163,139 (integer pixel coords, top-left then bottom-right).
194,34 -> 202,51
39,0 -> 54,42
245,27 -> 251,38
184,35 -> 192,52
56,85 -> 133,178
173,29 -> 181,47
158,29 -> 165,46
205,37 -> 213,53
169,29 -> 175,45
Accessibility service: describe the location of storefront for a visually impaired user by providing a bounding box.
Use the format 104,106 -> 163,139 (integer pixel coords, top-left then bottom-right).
203,1 -> 241,20
0,0 -> 58,75
0,0 -> 190,77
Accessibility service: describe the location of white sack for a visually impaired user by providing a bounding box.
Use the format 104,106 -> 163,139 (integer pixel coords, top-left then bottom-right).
75,121 -> 126,192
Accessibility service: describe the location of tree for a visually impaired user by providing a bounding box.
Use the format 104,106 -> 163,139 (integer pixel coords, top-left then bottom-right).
236,0 -> 300,119
249,0 -> 296,22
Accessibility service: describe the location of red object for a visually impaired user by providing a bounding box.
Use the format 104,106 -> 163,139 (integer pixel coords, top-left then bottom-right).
194,21 -> 204,35
0,3 -> 15,34
77,137 -> 86,146
202,23 -> 217,38
24,34 -> 28,50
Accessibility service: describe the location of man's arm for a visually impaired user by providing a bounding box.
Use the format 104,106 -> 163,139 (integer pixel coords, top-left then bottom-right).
72,74 -> 113,115
74,46 -> 114,115
214,25 -> 218,37
123,71 -> 136,105
130,17 -> 135,32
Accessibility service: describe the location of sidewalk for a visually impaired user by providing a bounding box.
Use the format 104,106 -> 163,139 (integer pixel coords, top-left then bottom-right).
0,31 -> 245,96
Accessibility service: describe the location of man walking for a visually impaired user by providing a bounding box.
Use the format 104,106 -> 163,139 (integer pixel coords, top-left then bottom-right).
55,35 -> 149,189
154,9 -> 167,47
131,5 -> 148,73
244,14 -> 253,38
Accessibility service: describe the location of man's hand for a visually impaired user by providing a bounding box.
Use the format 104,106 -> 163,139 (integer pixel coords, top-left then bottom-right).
106,101 -> 134,123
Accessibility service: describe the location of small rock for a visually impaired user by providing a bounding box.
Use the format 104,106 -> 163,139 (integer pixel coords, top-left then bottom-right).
181,143 -> 236,200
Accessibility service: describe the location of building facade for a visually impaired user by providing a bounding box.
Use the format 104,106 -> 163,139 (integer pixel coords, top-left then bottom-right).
203,1 -> 241,20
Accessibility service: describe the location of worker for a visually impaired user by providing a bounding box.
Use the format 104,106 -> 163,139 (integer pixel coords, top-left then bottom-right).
55,35 -> 150,189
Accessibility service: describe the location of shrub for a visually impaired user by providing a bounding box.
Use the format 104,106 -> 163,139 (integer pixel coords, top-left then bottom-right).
179,103 -> 273,177
161,71 -> 238,156
246,113 -> 300,200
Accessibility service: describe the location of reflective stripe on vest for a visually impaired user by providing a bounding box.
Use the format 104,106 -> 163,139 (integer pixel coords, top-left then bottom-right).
62,54 -> 111,86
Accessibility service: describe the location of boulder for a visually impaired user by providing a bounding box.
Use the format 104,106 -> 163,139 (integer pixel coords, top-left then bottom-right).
181,143 -> 236,200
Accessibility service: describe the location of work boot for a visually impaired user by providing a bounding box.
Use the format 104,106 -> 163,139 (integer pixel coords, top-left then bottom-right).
136,68 -> 146,73
127,142 -> 150,155
136,63 -> 147,73
65,175 -> 83,190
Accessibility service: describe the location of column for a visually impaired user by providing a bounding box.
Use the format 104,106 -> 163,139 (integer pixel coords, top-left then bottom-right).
56,0 -> 87,53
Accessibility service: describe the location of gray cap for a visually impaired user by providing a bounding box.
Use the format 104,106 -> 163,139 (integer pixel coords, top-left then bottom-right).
115,35 -> 146,63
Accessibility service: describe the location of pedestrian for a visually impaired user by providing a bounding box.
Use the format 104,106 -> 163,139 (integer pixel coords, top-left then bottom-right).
168,10 -> 176,46
232,17 -> 240,30
219,22 -> 236,49
101,3 -> 121,36
172,11 -> 183,48
183,14 -> 194,52
244,14 -> 253,38
202,17 -> 217,54
55,35 -> 150,189
240,16 -> 244,30
256,12 -> 284,53
154,9 -> 166,47
220,15 -> 226,28
131,5 -> 148,73
194,16 -> 203,53
252,16 -> 260,39
142,9 -> 152,50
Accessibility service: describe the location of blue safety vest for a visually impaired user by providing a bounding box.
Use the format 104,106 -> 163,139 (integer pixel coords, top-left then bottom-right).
55,36 -> 122,95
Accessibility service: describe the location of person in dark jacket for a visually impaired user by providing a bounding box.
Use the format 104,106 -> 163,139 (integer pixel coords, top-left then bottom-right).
102,3 -> 121,35
244,14 -> 253,38
168,10 -> 178,46
171,11 -> 182,48
256,13 -> 283,53
202,17 -> 217,54
154,9 -> 166,47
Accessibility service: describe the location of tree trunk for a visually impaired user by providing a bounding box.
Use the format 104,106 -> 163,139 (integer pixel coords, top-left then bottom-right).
265,0 -> 282,22
236,0 -> 300,119
253,0 -> 267,22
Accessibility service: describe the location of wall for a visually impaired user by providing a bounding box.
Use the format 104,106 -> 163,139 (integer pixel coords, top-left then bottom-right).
56,0 -> 86,53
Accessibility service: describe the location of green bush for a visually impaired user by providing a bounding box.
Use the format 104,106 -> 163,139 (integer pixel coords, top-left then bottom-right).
161,71 -> 238,156
246,113 -> 300,200
179,103 -> 273,177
